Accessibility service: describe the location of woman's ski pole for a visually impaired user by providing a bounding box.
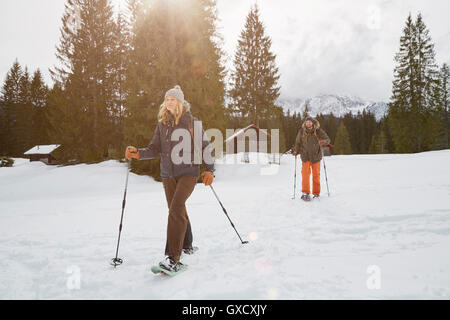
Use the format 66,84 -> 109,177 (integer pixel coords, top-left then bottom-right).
210,185 -> 248,245
111,159 -> 132,267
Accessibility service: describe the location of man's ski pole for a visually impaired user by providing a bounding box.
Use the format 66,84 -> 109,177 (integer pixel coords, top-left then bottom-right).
321,148 -> 330,197
209,185 -> 248,245
292,155 -> 297,199
111,159 -> 132,267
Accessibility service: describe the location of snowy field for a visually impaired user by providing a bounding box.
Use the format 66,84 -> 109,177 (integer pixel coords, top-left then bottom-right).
0,150 -> 449,299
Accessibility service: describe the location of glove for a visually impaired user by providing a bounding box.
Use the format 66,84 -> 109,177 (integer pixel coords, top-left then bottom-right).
125,146 -> 140,160
202,171 -> 214,186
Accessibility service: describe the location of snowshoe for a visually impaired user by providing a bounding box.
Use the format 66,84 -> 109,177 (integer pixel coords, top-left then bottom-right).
151,256 -> 187,277
159,256 -> 185,273
301,193 -> 311,201
182,246 -> 199,255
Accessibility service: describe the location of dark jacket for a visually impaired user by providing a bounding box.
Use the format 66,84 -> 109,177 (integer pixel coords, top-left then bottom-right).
137,104 -> 214,179
293,118 -> 330,163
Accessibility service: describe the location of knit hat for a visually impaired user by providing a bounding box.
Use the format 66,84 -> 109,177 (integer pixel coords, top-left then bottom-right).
165,85 -> 184,103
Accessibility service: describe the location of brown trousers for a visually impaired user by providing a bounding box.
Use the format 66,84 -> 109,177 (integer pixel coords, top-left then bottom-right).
162,175 -> 197,260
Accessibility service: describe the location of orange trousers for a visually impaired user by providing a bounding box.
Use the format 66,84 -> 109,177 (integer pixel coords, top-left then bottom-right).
301,161 -> 321,195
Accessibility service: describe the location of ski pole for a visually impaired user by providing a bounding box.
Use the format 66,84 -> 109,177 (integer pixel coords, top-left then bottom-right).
321,148 -> 330,197
292,155 -> 297,199
209,185 -> 248,245
111,159 -> 132,267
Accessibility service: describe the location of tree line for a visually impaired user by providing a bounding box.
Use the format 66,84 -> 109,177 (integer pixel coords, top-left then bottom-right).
0,2 -> 448,176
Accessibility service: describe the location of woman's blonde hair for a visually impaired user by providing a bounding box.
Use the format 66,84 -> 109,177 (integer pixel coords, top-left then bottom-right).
158,98 -> 184,125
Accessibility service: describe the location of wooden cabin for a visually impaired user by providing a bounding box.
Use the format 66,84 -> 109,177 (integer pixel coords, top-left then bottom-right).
24,144 -> 61,165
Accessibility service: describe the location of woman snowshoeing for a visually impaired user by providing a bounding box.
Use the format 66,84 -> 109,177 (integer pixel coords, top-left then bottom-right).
125,85 -> 215,272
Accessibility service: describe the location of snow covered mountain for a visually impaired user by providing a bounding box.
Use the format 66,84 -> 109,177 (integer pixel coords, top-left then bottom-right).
365,101 -> 390,120
278,94 -> 389,120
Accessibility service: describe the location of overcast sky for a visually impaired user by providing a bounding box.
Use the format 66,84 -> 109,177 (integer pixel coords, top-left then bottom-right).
1,0 -> 449,102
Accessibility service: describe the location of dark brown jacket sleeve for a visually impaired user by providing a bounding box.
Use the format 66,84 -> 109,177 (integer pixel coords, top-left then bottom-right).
317,128 -> 331,146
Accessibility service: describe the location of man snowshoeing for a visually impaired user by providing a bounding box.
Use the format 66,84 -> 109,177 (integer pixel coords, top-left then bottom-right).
125,85 -> 214,274
293,117 -> 330,201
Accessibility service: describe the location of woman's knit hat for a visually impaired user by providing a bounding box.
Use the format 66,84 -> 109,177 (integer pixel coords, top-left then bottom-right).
165,85 -> 184,103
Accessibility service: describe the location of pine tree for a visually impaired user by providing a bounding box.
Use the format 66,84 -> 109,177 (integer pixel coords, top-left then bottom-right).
342,112 -> 356,153
107,1 -> 144,157
334,121 -> 352,155
377,130 -> 388,153
0,99 -> 4,155
369,130 -> 388,154
0,60 -> 23,156
183,0 -> 227,131
361,110 -> 377,153
1,60 -> 22,104
379,116 -> 395,153
126,0 -> 143,30
229,4 -> 280,127
123,0 -> 226,177
327,113 -> 338,145
45,83 -> 82,162
282,109 -> 302,151
415,14 -> 440,149
121,0 -> 149,153
0,61 -> 34,156
17,67 -> 34,154
302,103 -> 310,120
388,13 -> 440,153
388,14 -> 416,153
369,135 -> 377,154
49,0 -> 120,162
356,111 -> 365,153
30,69 -> 50,147
1,62 -> 49,156
434,63 -> 449,149
109,9 -> 132,158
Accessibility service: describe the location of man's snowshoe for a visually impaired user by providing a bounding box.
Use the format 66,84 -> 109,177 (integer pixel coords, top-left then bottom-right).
301,193 -> 311,201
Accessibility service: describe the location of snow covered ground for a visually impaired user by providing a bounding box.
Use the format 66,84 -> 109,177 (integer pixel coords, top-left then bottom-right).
0,150 -> 449,299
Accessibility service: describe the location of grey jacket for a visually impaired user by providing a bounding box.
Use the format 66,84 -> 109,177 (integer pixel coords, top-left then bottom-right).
137,110 -> 214,179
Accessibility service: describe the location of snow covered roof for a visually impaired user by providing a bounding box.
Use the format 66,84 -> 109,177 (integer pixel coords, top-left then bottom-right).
225,124 -> 270,143
24,144 -> 61,155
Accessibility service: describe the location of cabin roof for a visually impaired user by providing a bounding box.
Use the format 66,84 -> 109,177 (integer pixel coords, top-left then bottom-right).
225,124 -> 270,143
24,144 -> 61,155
